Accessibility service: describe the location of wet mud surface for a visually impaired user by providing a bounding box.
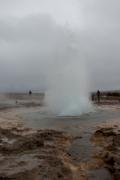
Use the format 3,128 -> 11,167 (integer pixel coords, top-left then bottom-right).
0,127 -> 74,180
0,94 -> 119,179
0,125 -> 114,180
92,126 -> 120,180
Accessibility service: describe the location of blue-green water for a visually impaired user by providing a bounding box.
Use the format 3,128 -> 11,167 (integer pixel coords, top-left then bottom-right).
22,108 -> 120,136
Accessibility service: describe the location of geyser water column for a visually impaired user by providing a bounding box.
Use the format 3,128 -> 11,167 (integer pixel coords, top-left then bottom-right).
40,0 -> 92,116
44,42 -> 92,116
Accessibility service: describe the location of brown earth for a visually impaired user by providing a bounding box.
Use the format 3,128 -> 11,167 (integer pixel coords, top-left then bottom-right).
0,127 -> 75,180
0,93 -> 119,179
92,125 -> 120,180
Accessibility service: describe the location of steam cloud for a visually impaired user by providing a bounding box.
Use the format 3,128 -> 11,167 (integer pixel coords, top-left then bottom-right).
0,0 -> 94,115
0,13 -> 92,115
44,59 -> 92,116
43,26 -> 92,115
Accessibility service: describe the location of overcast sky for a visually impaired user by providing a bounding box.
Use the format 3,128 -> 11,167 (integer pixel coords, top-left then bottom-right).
0,0 -> 120,92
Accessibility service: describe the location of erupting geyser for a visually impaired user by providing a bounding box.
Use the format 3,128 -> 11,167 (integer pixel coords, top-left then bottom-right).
39,0 -> 93,115
44,43 -> 92,116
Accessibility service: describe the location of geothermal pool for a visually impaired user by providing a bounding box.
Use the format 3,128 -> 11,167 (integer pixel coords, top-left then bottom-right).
21,107 -> 120,163
22,108 -> 120,134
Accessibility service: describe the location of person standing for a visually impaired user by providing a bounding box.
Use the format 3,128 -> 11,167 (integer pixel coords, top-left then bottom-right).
97,90 -> 101,103
29,90 -> 32,95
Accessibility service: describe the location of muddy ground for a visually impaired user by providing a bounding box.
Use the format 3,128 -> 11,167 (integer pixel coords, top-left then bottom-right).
92,125 -> 120,180
0,127 -> 74,180
0,93 -> 119,179
0,125 -> 114,180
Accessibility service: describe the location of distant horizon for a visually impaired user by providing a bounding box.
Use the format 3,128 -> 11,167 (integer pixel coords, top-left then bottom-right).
1,88 -> 120,94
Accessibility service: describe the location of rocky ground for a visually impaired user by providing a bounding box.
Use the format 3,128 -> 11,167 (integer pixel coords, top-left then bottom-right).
92,125 -> 120,180
0,127 -> 74,180
0,125 -> 114,180
0,93 -> 119,179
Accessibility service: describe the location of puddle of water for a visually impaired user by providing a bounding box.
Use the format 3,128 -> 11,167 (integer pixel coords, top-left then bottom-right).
21,109 -> 120,134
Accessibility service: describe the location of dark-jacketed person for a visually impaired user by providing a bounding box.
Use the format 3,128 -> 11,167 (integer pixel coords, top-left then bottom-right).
29,90 -> 32,95
97,90 -> 101,103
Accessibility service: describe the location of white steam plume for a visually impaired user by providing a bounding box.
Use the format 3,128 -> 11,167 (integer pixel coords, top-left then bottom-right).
44,37 -> 92,116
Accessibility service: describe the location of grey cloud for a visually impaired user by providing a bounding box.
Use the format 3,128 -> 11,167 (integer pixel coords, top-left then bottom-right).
0,0 -> 120,92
